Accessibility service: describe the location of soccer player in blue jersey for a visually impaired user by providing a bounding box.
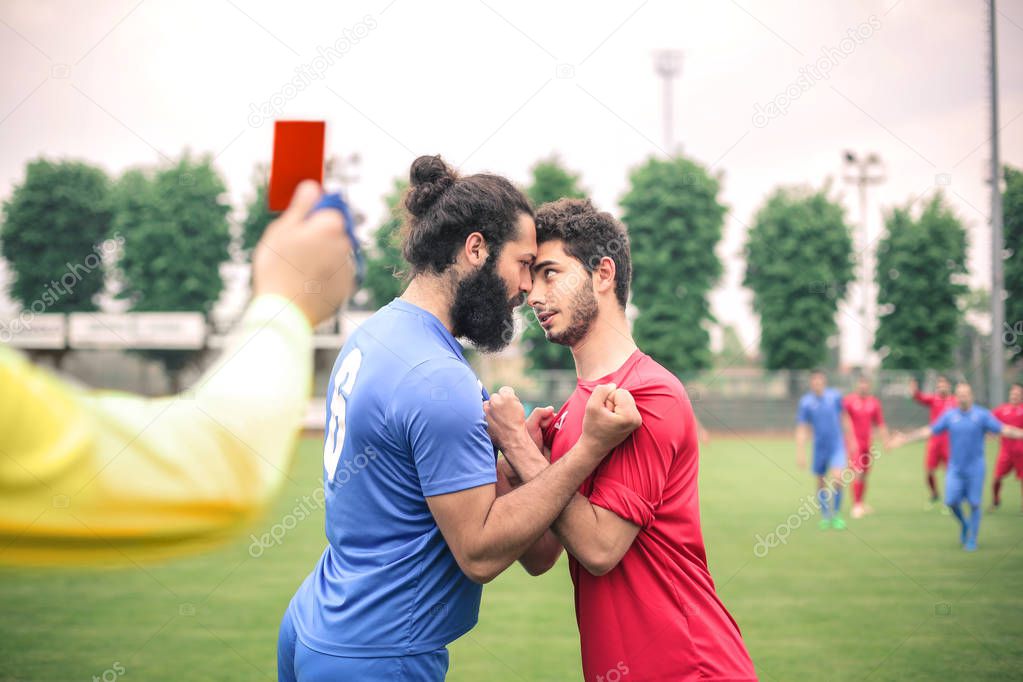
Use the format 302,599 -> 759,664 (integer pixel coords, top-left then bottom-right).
277,156 -> 642,681
795,370 -> 851,530
892,382 -> 1023,551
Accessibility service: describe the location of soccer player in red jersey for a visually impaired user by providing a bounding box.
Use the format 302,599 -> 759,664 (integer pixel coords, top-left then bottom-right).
843,375 -> 889,519
484,199 -> 756,682
911,375 -> 957,508
990,383 -> 1023,512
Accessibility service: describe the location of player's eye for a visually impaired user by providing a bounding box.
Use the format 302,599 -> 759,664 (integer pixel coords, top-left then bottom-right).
544,268 -> 556,280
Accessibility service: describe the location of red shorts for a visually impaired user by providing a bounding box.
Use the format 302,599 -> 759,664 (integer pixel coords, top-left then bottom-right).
994,446 -> 1023,480
925,437 -> 949,471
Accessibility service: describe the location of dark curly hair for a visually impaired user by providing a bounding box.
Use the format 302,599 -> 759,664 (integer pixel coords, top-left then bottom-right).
534,198 -> 631,308
401,155 -> 532,275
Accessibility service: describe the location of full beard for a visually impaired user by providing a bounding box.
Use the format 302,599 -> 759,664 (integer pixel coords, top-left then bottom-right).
450,257 -> 524,353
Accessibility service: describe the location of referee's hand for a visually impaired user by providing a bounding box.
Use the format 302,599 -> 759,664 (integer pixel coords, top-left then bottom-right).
252,180 -> 356,325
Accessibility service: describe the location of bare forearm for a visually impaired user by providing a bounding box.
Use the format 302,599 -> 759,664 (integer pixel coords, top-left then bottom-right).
549,493 -> 615,573
510,456 -> 626,576
795,425 -> 807,454
894,425 -> 933,446
517,530 -> 563,575
1004,425 -> 1023,439
469,438 -> 602,580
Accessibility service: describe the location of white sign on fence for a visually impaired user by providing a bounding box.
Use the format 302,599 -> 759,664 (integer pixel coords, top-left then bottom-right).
0,313 -> 66,349
68,313 -> 207,349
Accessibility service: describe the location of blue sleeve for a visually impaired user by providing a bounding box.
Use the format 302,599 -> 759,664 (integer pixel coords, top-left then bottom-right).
390,358 -> 497,497
931,411 -> 950,435
796,398 -> 810,425
984,410 -> 1004,434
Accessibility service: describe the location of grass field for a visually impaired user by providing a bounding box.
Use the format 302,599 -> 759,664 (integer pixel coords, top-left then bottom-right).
2,435 -> 1022,681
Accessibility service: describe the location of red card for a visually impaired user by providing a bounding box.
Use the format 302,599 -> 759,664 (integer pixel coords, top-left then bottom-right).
268,120 -> 325,211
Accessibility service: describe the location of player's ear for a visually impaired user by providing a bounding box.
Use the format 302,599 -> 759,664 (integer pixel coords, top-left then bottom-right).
594,256 -> 616,295
463,231 -> 488,267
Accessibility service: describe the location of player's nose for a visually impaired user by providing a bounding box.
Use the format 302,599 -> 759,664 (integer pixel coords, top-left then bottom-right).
519,269 -> 533,295
526,283 -> 543,309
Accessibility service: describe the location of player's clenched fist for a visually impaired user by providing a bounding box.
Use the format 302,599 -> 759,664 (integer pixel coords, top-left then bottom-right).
483,386 -> 528,452
580,383 -> 642,459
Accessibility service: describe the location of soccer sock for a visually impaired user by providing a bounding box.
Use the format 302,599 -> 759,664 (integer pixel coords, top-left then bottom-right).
817,488 -> 831,519
948,503 -> 965,523
927,471 -> 939,500
992,477 -> 1002,506
833,487 -> 843,514
968,504 -> 982,544
853,479 -> 864,504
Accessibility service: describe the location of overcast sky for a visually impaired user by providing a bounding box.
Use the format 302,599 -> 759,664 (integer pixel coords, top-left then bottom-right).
2,0 -> 1021,365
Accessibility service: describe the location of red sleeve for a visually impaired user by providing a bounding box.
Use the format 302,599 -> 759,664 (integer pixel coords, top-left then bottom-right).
913,390 -> 933,407
586,390 -> 685,529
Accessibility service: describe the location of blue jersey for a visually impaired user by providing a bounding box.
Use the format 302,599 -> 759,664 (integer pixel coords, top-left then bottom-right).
288,299 -> 497,658
931,405 -> 1003,470
797,388 -> 845,450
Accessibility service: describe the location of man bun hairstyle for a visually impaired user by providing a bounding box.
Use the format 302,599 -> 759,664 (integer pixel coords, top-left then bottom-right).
401,155 -> 532,275
405,155 -> 456,217
534,198 -> 632,308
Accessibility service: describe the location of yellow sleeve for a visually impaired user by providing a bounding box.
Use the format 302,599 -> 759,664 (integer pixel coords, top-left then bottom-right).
0,295 -> 313,565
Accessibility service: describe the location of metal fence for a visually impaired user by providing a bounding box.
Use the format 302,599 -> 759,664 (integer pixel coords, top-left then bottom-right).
17,345 -> 1021,435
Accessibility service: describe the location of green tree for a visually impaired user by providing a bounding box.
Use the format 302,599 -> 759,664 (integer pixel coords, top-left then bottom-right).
1,159 -> 112,313
241,165 -> 279,252
874,195 -> 967,370
525,156 -> 586,207
621,155 -> 725,375
362,179 -> 409,308
114,153 -> 231,385
744,186 -> 854,370
521,157 -> 587,373
1003,165 -> 1023,363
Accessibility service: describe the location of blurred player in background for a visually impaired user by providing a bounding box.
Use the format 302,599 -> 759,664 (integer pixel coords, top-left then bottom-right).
990,383 -> 1023,512
0,181 -> 355,564
891,382 -> 1023,551
485,199 -> 757,682
278,158 -> 640,682
910,375 -> 957,509
843,375 -> 889,519
796,370 -> 850,530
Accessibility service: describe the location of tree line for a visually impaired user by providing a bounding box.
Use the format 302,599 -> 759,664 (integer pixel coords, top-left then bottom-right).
2,154 -> 1021,378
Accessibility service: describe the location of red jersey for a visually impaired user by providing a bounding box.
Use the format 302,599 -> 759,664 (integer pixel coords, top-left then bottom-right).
544,351 -> 756,682
993,403 -> 1023,455
913,390 -> 956,442
843,393 -> 885,452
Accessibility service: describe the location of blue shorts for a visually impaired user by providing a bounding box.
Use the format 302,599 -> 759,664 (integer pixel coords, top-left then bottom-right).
278,606 -> 450,682
944,466 -> 985,507
812,441 -> 847,476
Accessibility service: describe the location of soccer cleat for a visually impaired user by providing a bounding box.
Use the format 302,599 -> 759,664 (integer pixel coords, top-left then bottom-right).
851,504 -> 865,519
831,516 -> 847,531
963,539 -> 978,552
940,506 -> 950,516
923,499 -> 937,511
818,519 -> 831,531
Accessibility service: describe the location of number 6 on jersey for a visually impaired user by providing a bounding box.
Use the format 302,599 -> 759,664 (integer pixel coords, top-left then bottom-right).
324,349 -> 362,480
